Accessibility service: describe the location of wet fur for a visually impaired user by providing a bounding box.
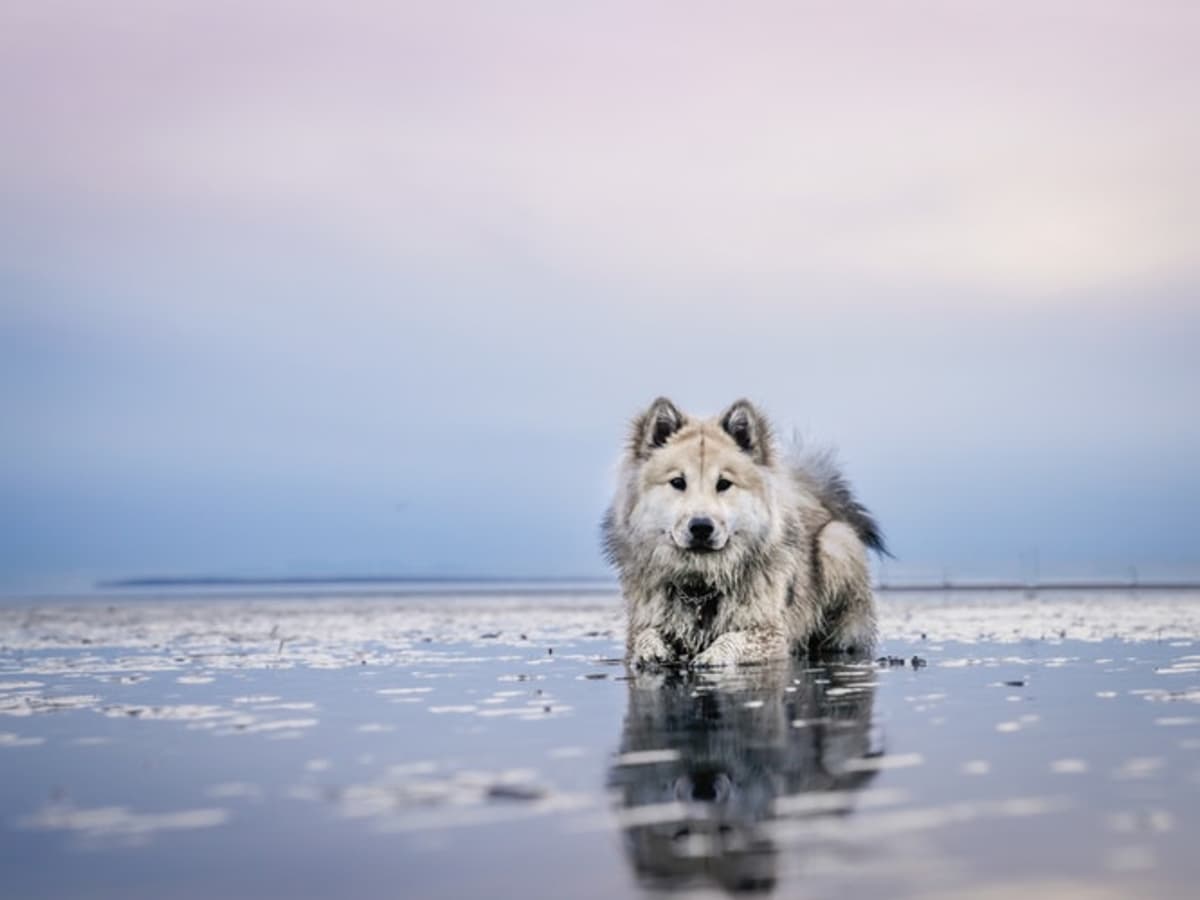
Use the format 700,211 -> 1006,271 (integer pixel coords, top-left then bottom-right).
602,398 -> 884,667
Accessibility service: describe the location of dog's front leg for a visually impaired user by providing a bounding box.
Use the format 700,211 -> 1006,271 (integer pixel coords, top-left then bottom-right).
691,628 -> 788,668
628,628 -> 674,668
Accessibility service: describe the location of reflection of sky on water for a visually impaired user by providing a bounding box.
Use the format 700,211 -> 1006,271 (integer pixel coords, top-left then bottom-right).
1,591 -> 1200,897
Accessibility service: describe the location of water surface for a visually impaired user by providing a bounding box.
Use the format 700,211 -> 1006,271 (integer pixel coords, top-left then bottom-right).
1,590 -> 1199,898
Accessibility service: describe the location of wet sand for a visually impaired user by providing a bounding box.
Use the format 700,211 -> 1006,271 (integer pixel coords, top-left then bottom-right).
2,589 -> 1199,898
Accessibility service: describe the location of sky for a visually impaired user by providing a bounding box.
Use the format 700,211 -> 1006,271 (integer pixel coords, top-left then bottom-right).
2,1 -> 1198,591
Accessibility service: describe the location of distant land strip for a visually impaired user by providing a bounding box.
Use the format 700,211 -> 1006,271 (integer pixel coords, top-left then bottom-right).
97,575 -> 1200,593
876,580 -> 1200,592
96,575 -> 619,595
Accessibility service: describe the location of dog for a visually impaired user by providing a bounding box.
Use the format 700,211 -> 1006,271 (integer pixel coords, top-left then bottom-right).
602,398 -> 885,667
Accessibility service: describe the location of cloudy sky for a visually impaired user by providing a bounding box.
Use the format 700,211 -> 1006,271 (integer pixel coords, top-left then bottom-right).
2,1 -> 1198,591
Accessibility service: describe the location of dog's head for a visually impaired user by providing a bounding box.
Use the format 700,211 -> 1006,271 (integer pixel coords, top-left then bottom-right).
618,398 -> 779,577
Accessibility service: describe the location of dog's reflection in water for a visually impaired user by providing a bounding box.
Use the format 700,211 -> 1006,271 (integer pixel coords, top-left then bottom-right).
607,660 -> 880,894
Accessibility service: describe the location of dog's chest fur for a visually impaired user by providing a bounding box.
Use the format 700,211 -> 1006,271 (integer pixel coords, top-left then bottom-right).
661,578 -> 726,655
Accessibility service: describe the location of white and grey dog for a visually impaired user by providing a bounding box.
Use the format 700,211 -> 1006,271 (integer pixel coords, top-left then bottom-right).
602,398 -> 886,667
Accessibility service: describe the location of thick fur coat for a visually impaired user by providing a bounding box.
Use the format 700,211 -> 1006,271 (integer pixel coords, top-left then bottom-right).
602,398 -> 885,667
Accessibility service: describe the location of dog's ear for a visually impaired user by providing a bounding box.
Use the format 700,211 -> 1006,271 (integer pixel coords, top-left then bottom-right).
630,397 -> 686,459
719,399 -> 774,465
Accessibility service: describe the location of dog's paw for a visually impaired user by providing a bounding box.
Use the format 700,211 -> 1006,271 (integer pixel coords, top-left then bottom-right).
819,615 -> 877,658
629,630 -> 674,668
690,635 -> 744,669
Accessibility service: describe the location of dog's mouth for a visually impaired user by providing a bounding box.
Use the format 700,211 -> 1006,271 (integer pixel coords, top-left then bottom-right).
674,534 -> 728,554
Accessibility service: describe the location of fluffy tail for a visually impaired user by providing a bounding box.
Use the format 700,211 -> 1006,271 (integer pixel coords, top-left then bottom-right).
791,446 -> 889,557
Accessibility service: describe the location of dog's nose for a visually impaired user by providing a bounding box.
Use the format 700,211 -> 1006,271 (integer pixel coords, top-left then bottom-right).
688,517 -> 715,543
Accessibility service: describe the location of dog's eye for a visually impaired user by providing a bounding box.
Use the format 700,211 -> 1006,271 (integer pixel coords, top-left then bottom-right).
716,477 -> 733,493
669,476 -> 687,491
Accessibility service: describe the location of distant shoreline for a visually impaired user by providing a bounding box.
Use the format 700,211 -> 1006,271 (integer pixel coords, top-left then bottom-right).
98,574 -> 616,589
95,575 -> 1200,593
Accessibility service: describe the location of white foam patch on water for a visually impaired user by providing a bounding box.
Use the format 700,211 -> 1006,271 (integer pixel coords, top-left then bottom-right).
388,761 -> 438,776
767,795 -> 1070,845
615,749 -> 681,766
290,763 -> 588,833
1,693 -> 101,716
0,731 -> 45,747
839,753 -> 924,773
227,718 -> 318,734
773,787 -> 909,816
103,704 -> 232,721
1051,759 -> 1089,774
611,801 -> 690,828
17,804 -> 230,845
476,703 -> 572,719
1112,757 -> 1165,780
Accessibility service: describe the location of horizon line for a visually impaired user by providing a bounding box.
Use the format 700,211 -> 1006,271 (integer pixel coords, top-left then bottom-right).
94,574 -> 1200,593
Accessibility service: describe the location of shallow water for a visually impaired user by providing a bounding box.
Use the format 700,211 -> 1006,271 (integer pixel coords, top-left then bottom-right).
2,590 -> 1199,898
